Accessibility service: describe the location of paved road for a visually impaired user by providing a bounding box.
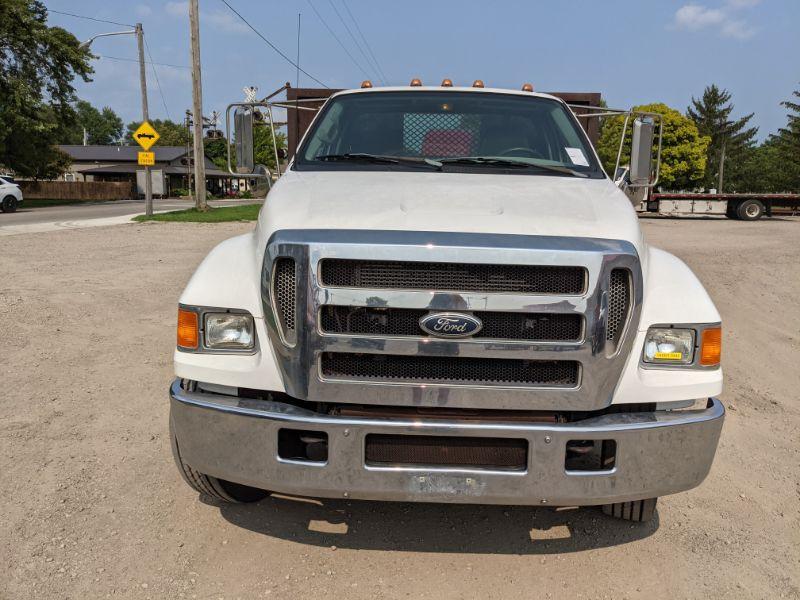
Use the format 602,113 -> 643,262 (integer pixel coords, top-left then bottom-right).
0,198 -> 261,236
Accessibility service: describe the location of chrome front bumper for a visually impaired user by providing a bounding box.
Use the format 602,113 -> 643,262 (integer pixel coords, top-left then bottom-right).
169,379 -> 724,506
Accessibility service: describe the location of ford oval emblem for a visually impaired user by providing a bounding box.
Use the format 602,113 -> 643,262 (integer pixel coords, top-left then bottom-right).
419,312 -> 483,338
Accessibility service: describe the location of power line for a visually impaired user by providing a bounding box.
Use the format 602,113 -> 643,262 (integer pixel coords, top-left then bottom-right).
47,8 -> 134,28
96,54 -> 188,69
341,0 -> 389,85
218,0 -> 329,88
306,0 -> 371,81
144,36 -> 171,121
326,0 -> 381,84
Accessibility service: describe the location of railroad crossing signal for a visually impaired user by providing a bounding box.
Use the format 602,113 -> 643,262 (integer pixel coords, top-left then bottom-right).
133,121 -> 160,151
138,151 -> 155,166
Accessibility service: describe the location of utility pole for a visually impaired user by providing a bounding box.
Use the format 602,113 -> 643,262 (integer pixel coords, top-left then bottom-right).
718,139 -> 726,194
135,23 -> 153,216
189,0 -> 207,210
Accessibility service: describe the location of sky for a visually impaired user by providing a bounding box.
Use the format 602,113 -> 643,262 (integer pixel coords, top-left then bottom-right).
44,0 -> 799,141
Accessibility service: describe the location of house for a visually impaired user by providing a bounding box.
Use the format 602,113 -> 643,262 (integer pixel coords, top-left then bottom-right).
58,145 -> 238,197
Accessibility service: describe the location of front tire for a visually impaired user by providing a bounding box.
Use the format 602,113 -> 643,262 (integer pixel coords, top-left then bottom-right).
1,196 -> 18,213
601,498 -> 657,522
170,419 -> 269,503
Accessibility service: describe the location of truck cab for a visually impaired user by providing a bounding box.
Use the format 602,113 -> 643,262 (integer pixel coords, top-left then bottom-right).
169,83 -> 724,522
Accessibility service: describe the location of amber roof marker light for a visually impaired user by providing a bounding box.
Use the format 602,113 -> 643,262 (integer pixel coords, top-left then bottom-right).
441,78 -> 453,87
472,79 -> 485,88
410,78 -> 422,86
522,83 -> 534,92
360,80 -> 373,88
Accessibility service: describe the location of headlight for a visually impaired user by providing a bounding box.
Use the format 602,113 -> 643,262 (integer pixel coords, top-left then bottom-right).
204,313 -> 255,350
642,327 -> 694,365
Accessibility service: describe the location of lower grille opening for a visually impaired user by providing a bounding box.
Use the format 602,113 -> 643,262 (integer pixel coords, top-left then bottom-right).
564,439 -> 616,472
365,434 -> 528,471
321,352 -> 579,387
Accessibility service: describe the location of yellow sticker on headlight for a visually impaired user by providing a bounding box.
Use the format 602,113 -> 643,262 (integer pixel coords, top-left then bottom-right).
654,351 -> 683,360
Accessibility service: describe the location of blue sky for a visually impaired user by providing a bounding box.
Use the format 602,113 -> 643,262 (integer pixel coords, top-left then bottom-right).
45,0 -> 799,141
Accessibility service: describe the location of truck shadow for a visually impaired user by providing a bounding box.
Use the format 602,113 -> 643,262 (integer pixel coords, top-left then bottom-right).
212,494 -> 658,554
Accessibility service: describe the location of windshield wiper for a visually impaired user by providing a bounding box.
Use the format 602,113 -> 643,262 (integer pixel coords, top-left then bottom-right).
315,153 -> 439,169
437,156 -> 588,178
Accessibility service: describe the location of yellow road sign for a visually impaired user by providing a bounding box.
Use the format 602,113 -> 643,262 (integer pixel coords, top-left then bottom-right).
133,121 -> 160,151
138,151 -> 155,166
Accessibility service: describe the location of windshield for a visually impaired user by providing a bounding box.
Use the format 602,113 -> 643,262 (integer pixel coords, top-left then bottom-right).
295,91 -> 603,177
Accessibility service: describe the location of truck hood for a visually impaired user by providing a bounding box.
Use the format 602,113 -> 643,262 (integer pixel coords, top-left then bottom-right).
257,170 -> 644,253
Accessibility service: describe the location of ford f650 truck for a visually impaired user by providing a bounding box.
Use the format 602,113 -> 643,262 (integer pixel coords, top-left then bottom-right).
169,82 -> 724,522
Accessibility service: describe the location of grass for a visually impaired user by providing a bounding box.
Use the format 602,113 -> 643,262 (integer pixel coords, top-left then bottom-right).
132,203 -> 262,223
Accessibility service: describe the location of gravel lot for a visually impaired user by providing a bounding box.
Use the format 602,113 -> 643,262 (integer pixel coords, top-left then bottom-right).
1,217 -> 798,599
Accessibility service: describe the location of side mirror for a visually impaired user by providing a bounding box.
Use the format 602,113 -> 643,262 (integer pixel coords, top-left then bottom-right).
629,118 -> 655,186
234,106 -> 255,174
277,148 -> 287,160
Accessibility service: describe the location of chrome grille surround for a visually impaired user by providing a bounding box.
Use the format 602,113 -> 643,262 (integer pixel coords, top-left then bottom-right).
261,230 -> 642,411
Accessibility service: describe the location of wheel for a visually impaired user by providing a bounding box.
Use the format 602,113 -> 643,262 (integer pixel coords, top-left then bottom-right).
170,418 -> 269,503
1,196 -> 18,213
601,498 -> 657,522
736,199 -> 765,220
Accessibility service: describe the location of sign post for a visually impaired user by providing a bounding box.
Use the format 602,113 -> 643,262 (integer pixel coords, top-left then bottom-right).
133,121 -> 160,213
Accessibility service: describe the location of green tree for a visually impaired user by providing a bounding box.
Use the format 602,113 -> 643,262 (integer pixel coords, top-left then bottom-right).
597,103 -> 709,190
0,0 -> 93,178
687,84 -> 758,191
730,139 -> 791,193
203,136 -> 229,170
253,123 -> 286,171
773,84 -> 800,191
63,100 -> 123,145
125,119 -> 190,146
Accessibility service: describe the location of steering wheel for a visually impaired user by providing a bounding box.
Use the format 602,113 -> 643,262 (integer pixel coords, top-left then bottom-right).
497,147 -> 543,159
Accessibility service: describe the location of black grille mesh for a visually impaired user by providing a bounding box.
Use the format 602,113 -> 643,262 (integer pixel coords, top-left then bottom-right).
320,306 -> 582,342
365,434 -> 528,470
320,259 -> 586,295
273,258 -> 296,333
607,269 -> 630,343
321,353 -> 579,387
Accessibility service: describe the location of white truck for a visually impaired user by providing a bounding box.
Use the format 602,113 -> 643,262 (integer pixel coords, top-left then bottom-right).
169,81 -> 724,522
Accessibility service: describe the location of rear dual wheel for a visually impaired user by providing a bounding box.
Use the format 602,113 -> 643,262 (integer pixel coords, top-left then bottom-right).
730,199 -> 765,220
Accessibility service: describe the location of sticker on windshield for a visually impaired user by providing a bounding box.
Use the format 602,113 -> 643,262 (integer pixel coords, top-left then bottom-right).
565,147 -> 589,167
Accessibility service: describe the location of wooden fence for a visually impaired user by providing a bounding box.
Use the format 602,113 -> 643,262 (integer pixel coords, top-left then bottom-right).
18,181 -> 134,201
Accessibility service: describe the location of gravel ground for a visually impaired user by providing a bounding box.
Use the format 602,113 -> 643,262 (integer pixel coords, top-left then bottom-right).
1,217 -> 798,599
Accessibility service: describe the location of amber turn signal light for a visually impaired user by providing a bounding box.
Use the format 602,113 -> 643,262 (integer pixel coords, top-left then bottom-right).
177,308 -> 199,350
699,327 -> 722,366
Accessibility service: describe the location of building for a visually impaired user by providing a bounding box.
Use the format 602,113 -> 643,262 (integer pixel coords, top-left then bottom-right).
58,145 -> 237,197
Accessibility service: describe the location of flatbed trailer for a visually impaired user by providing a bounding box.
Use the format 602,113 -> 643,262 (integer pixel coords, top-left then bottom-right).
640,192 -> 800,220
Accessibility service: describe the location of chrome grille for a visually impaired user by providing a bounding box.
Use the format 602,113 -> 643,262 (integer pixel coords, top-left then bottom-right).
320,259 -> 586,294
321,353 -> 580,387
273,258 -> 296,335
607,269 -> 631,344
320,306 -> 582,341
263,230 -> 642,412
